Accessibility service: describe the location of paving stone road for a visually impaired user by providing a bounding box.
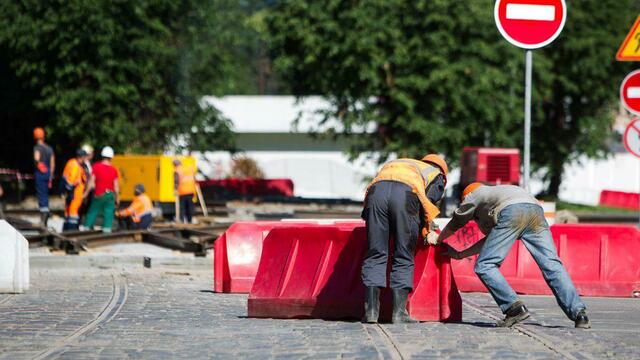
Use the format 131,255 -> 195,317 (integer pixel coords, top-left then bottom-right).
0,255 -> 638,359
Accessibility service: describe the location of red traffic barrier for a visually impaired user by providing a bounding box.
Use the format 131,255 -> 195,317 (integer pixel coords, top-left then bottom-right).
247,224 -> 462,322
214,220 -> 364,293
446,222 -> 640,297
599,190 -> 640,211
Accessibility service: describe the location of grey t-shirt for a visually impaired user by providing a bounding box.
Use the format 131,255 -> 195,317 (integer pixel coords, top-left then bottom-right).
445,185 -> 539,235
34,143 -> 53,171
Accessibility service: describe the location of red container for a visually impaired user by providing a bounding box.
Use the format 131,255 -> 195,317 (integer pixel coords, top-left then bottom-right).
214,220 -> 364,293
446,222 -> 640,297
599,190 -> 640,211
247,224 -> 462,322
198,178 -> 294,200
460,147 -> 520,189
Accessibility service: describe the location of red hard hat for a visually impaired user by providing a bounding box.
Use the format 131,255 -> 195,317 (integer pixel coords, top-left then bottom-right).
33,127 -> 45,140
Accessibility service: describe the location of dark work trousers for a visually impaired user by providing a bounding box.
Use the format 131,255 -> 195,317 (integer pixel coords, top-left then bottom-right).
361,181 -> 421,290
35,171 -> 50,214
179,194 -> 194,223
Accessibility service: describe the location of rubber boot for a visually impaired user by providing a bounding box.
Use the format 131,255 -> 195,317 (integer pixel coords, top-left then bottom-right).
40,212 -> 49,228
391,288 -> 418,323
363,286 -> 380,323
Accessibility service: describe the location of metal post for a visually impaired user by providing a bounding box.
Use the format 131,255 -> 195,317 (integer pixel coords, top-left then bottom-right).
523,50 -> 533,191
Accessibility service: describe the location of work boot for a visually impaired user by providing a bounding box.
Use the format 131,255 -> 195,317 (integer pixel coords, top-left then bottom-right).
574,309 -> 591,329
363,287 -> 380,323
391,288 -> 418,323
497,301 -> 530,327
40,212 -> 49,228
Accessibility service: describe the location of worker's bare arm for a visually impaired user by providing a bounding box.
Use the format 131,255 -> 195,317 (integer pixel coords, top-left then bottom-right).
83,177 -> 95,198
114,179 -> 120,205
437,202 -> 476,244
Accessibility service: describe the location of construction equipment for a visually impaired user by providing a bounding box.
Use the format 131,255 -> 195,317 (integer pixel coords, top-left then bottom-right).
112,154 -> 197,216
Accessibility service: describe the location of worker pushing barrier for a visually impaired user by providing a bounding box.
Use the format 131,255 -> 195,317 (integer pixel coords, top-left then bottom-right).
438,183 -> 591,329
61,149 -> 88,231
361,154 -> 448,323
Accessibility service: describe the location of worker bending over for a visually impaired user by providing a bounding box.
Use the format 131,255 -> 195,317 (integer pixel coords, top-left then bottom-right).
117,184 -> 153,230
361,154 -> 448,323
83,146 -> 119,233
173,159 -> 197,223
438,183 -> 590,328
61,149 -> 88,231
33,127 -> 55,226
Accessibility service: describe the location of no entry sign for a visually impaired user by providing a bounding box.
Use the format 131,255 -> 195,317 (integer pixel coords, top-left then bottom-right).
623,118 -> 640,158
621,70 -> 640,116
495,0 -> 567,49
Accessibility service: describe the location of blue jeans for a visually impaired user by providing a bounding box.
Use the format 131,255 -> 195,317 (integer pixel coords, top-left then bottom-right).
474,203 -> 586,319
34,171 -> 50,213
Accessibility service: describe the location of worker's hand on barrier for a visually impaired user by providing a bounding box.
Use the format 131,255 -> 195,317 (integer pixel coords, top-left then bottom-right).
441,243 -> 462,260
424,231 -> 439,246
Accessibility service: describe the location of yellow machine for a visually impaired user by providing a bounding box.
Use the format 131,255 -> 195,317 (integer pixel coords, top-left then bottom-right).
112,155 -> 197,203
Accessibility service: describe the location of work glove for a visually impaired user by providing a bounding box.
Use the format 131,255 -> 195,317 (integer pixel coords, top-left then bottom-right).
424,231 -> 439,246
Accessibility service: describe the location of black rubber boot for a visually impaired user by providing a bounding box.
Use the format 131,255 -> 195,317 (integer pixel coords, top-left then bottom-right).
497,301 -> 530,327
391,288 -> 418,323
574,309 -> 591,329
40,212 -> 49,228
363,287 -> 380,323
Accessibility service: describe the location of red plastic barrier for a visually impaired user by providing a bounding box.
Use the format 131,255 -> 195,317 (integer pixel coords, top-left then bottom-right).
198,178 -> 294,199
446,222 -> 640,297
599,190 -> 640,210
214,220 -> 364,293
247,225 -> 462,322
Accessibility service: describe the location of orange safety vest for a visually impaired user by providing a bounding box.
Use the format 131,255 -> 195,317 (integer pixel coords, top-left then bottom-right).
175,164 -> 197,195
120,194 -> 153,223
365,158 -> 442,235
62,158 -> 86,187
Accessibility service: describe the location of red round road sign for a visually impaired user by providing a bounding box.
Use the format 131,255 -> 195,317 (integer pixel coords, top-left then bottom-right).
624,118 -> 640,158
495,0 -> 567,49
621,70 -> 640,116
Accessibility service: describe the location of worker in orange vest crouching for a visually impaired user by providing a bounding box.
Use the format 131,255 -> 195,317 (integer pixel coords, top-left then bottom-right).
361,154 -> 448,324
173,159 -> 197,224
61,149 -> 88,231
116,184 -> 153,230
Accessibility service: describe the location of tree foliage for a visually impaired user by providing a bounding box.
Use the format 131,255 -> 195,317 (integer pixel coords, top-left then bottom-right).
267,0 -> 639,195
0,0 -> 260,166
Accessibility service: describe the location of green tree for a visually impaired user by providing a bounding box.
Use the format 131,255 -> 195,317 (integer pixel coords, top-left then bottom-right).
267,0 -> 638,196
0,0 -> 244,160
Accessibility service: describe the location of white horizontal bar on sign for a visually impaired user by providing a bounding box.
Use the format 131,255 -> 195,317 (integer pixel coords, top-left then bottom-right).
627,87 -> 640,99
506,4 -> 556,21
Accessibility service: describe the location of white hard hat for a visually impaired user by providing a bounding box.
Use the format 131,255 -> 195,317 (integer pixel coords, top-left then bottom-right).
81,144 -> 94,154
101,146 -> 114,158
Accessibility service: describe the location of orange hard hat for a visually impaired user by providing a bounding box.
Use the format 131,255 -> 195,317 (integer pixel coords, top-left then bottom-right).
421,154 -> 448,177
462,182 -> 483,201
33,127 -> 45,140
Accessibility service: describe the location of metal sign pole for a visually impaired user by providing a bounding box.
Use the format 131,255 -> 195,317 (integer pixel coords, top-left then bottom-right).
523,50 -> 533,191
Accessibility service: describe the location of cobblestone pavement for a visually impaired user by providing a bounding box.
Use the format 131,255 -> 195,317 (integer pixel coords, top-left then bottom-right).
0,256 -> 638,359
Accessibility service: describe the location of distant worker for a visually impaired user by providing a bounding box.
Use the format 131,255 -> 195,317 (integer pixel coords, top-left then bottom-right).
116,184 -> 153,230
79,144 -> 94,220
173,159 -> 197,223
83,146 -> 119,233
361,154 -> 448,323
438,183 -> 590,329
33,127 -> 55,226
61,149 -> 88,231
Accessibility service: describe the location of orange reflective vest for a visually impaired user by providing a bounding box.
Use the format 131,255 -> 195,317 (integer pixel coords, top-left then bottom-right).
175,164 -> 197,196
120,194 -> 153,223
366,158 -> 442,235
62,158 -> 86,187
